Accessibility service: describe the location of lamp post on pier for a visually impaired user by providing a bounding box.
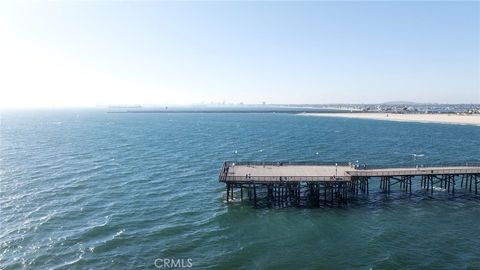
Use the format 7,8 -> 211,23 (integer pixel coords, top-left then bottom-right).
411,154 -> 424,168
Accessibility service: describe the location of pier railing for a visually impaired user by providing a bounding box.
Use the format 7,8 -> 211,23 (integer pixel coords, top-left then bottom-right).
360,162 -> 480,170
220,175 -> 352,182
350,167 -> 480,177
224,161 -> 352,166
224,161 -> 480,170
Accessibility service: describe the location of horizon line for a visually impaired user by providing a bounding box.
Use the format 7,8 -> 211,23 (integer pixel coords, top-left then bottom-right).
2,102 -> 480,110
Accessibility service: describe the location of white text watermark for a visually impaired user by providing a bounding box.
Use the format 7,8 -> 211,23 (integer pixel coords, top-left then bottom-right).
154,258 -> 193,268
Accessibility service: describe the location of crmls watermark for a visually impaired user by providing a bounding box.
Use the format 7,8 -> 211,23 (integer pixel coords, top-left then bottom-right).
154,258 -> 193,268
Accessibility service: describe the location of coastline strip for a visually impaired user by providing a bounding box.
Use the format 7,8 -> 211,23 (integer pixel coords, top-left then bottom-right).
302,113 -> 480,126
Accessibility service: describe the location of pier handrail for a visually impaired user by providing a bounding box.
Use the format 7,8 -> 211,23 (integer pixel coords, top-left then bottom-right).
224,161 -> 352,166
355,162 -> 480,170
218,162 -> 229,181
220,175 -> 352,182
349,168 -> 480,177
223,161 -> 480,169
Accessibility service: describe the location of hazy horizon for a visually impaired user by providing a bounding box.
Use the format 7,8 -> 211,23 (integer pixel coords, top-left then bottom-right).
3,101 -> 480,110
1,1 -> 479,108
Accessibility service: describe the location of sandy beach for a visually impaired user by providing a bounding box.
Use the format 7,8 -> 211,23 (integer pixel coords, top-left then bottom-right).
303,113 -> 480,126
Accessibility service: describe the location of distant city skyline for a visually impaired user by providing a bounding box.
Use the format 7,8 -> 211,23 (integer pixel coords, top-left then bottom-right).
0,1 -> 478,108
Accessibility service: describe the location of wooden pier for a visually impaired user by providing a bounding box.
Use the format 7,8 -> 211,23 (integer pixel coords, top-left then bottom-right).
218,161 -> 480,207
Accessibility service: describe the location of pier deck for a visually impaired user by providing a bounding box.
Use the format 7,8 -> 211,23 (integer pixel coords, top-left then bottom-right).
225,164 -> 352,182
219,161 -> 480,207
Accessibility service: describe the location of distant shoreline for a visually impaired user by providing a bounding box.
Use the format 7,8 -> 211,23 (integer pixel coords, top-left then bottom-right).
107,108 -> 345,114
302,113 -> 480,126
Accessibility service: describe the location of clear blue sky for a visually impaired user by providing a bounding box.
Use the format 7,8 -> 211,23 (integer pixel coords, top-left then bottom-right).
0,1 -> 478,107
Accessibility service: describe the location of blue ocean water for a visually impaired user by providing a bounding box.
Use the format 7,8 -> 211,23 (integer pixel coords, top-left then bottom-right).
1,110 -> 480,269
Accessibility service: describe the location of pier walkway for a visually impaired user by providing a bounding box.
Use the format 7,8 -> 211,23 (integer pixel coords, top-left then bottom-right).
219,161 -> 480,207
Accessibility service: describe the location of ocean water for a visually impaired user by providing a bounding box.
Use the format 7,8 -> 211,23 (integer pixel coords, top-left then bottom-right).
1,110 -> 480,269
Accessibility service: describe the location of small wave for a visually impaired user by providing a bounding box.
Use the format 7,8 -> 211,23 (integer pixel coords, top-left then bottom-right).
114,229 -> 125,238
224,198 -> 242,203
84,228 -> 127,254
51,250 -> 85,270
